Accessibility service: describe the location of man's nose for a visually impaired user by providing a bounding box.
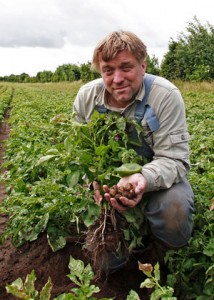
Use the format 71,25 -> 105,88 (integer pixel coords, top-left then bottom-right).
113,70 -> 124,83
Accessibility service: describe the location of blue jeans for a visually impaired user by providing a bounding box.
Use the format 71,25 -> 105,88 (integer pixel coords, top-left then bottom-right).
145,177 -> 194,247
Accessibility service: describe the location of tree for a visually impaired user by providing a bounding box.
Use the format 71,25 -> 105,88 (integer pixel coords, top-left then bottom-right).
19,73 -> 30,83
160,16 -> 214,81
80,62 -> 100,83
36,71 -> 53,83
53,64 -> 81,82
146,54 -> 160,75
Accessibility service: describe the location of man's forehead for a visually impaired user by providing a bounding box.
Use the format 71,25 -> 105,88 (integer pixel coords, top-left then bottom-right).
100,60 -> 132,67
99,53 -> 136,67
99,50 -> 135,62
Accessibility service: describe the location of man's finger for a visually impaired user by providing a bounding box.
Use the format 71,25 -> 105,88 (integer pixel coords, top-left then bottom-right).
94,190 -> 102,204
109,198 -> 126,213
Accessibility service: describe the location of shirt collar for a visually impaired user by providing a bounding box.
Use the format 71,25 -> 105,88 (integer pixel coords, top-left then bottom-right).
135,81 -> 145,102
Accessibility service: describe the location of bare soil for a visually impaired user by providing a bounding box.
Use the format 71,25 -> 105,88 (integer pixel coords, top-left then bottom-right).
0,112 -> 148,300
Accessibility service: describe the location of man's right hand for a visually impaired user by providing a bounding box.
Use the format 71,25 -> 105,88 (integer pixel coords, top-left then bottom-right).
103,173 -> 148,213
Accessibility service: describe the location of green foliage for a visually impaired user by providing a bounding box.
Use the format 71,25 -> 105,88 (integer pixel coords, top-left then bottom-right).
0,84 -> 147,251
6,257 -> 177,300
0,85 -> 13,123
0,81 -> 214,299
6,270 -> 52,300
53,64 -> 81,82
56,256 -> 113,300
80,62 -> 101,83
161,16 -> 214,81
139,262 -> 177,299
36,71 -> 54,83
164,87 -> 214,299
146,54 -> 160,75
6,256 -> 113,300
126,290 -> 141,299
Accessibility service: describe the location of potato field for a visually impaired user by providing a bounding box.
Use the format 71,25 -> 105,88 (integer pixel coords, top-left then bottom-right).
0,81 -> 213,300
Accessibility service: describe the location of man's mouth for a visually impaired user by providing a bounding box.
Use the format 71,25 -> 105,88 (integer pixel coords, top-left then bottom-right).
114,86 -> 128,92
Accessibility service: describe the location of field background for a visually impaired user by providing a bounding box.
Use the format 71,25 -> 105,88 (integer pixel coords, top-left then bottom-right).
0,81 -> 213,299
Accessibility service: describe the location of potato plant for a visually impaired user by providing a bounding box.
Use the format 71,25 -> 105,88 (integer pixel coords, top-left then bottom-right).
0,84 -> 148,260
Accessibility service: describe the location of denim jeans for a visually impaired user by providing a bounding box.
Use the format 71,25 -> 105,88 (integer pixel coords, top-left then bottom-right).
145,177 -> 194,247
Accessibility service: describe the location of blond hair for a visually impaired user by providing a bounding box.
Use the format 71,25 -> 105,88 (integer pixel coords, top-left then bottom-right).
92,31 -> 147,72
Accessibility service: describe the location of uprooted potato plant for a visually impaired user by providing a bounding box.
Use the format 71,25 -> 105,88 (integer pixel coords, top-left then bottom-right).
0,109 -> 149,278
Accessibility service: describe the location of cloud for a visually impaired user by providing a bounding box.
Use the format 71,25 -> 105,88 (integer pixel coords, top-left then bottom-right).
0,0 -> 112,48
0,0 -> 213,76
0,0 -> 165,49
0,0 -> 67,47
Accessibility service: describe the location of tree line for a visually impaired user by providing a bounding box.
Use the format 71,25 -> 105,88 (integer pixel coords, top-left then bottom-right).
0,63 -> 101,84
0,17 -> 213,83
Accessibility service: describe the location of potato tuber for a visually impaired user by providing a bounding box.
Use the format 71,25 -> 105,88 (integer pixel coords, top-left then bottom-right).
109,183 -> 136,200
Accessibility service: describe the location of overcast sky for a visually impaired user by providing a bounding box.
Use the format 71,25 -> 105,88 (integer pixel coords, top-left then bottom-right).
0,0 -> 213,76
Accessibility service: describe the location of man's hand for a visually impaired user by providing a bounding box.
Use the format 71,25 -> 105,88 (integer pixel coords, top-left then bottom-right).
103,173 -> 148,213
92,181 -> 102,204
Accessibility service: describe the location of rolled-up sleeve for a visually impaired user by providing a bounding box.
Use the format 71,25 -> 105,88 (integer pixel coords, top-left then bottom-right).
142,87 -> 190,192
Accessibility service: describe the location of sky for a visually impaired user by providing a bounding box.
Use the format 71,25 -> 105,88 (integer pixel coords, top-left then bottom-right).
0,0 -> 213,77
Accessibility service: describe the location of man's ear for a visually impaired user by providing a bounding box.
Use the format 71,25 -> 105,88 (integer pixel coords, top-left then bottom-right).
141,60 -> 147,75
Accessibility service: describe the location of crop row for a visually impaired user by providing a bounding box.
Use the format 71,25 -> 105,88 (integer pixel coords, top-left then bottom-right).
0,81 -> 213,299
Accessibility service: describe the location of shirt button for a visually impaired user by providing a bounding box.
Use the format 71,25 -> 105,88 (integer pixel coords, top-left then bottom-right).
181,134 -> 185,140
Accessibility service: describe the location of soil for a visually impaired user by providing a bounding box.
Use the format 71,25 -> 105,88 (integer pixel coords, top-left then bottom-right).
0,112 -> 148,300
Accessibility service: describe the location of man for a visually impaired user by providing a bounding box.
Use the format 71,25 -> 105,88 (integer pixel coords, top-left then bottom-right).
73,31 -> 194,274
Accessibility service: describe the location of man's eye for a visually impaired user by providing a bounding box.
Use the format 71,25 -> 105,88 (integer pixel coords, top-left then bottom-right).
123,67 -> 131,72
104,69 -> 113,75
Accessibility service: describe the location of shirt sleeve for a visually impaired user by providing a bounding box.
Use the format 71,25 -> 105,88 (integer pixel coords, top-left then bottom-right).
73,91 -> 86,122
72,79 -> 104,122
142,88 -> 190,192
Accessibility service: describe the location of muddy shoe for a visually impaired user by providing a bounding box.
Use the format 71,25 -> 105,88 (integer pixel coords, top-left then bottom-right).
103,251 -> 129,274
92,250 -> 129,281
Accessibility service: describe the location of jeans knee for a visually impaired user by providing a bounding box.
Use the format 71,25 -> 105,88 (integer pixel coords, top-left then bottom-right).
145,180 -> 194,247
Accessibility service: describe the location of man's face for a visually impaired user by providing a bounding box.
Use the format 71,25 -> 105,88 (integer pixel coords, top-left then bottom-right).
99,50 -> 146,108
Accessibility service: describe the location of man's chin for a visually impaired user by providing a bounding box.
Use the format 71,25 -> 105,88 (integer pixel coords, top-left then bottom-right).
114,93 -> 131,101
116,96 -> 132,103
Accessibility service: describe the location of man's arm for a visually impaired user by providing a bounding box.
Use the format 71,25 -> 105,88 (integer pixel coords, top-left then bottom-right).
142,87 -> 190,192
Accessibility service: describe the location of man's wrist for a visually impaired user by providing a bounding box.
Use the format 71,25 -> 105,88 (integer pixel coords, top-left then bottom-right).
141,170 -> 155,192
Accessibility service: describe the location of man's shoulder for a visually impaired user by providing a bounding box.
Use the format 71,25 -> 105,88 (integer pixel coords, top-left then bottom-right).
79,78 -> 104,91
152,75 -> 178,92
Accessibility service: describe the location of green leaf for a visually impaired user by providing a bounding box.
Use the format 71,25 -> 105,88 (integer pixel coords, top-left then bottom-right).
24,270 -> 37,297
154,262 -> 160,281
82,204 -> 100,227
140,278 -> 155,289
6,272 -> 38,299
123,210 -> 138,223
47,225 -> 68,252
115,163 -> 142,176
67,256 -> 89,286
151,287 -> 175,299
28,213 -> 50,242
37,154 -> 58,165
46,148 -> 60,155
203,238 -> 214,257
95,144 -> 110,156
6,285 -> 29,299
126,290 -> 141,299
40,277 -> 53,300
9,277 -> 24,290
66,170 -> 80,187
